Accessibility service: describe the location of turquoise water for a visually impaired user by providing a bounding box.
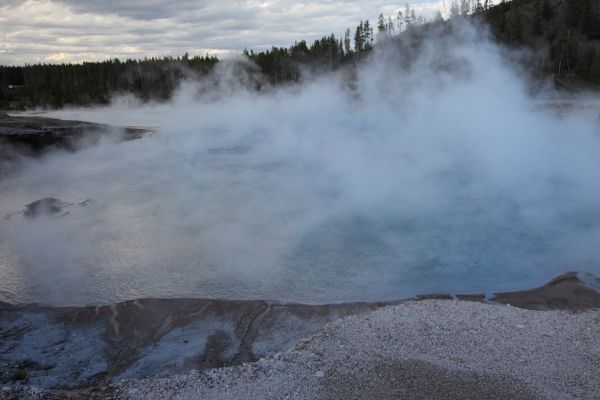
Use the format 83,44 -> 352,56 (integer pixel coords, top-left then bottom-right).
0,126 -> 592,306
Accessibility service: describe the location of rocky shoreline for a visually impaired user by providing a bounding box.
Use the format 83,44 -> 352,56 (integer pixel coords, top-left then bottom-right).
0,272 -> 598,399
0,112 -> 154,176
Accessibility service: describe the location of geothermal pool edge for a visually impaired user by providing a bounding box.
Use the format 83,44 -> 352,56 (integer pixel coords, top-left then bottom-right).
0,271 -> 599,399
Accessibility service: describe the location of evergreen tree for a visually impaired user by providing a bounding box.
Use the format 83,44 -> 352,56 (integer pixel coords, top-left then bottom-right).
396,10 -> 404,31
363,20 -> 374,49
404,4 -> 413,29
564,0 -> 584,29
508,13 -> 523,43
354,21 -> 364,52
474,0 -> 483,13
541,0 -> 553,20
378,13 -> 387,35
460,0 -> 471,15
344,28 -> 352,54
533,1 -> 544,35
450,0 -> 461,18
387,16 -> 395,34
576,45 -> 596,79
590,52 -> 600,83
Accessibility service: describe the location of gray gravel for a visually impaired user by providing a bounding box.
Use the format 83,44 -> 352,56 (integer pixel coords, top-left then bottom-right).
115,300 -> 600,400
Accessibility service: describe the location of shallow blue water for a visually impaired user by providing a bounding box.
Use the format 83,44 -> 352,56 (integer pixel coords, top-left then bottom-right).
0,162 -> 586,306
0,110 -> 598,306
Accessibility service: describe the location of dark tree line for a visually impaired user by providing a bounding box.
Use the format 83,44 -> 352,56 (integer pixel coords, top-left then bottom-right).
243,26 -> 375,86
244,4 -> 427,86
0,55 -> 218,109
243,34 -> 349,85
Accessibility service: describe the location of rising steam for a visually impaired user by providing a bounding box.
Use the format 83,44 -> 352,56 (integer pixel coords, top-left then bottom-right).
1,22 -> 600,306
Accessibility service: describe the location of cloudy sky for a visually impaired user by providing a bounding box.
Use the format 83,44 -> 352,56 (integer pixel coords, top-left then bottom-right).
0,0 -> 446,65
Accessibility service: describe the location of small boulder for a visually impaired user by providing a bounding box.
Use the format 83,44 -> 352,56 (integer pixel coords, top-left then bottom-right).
23,198 -> 63,218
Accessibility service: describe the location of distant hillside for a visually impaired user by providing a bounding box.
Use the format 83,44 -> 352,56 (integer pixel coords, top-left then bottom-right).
483,0 -> 600,90
246,0 -> 600,92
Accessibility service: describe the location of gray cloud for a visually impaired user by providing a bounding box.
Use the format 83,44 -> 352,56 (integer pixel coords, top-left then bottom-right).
55,0 -> 215,20
1,0 -> 447,65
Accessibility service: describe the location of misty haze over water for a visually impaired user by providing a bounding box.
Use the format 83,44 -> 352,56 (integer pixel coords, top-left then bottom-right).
1,24 -> 600,306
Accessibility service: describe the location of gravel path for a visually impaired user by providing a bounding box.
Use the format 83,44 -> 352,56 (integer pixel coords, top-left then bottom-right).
116,300 -> 600,400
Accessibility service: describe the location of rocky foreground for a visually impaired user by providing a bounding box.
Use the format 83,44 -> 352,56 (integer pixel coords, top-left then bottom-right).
115,300 -> 599,400
0,272 -> 599,399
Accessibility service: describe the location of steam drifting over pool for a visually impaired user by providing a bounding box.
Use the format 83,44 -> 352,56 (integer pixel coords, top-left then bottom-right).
1,23 -> 600,306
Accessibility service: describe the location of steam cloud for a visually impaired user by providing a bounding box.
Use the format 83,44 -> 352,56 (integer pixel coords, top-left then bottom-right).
1,23 -> 600,306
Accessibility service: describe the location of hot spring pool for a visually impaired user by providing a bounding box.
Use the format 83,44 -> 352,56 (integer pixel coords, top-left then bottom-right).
3,54 -> 600,306
0,118 -> 597,306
